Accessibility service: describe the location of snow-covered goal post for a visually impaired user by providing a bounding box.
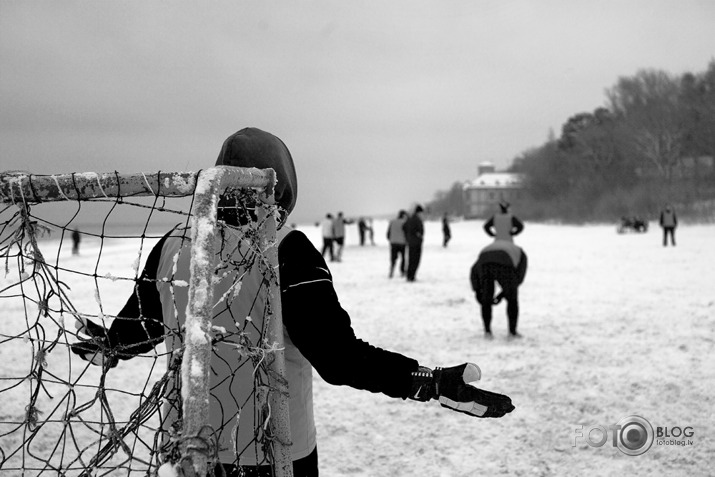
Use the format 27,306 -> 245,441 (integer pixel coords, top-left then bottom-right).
0,167 -> 293,477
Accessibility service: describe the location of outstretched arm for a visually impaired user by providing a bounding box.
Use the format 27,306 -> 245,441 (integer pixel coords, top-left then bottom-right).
279,231 -> 514,417
279,230 -> 415,398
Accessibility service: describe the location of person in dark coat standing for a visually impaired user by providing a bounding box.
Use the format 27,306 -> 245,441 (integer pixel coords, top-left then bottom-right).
71,228 -> 81,255
403,205 -> 425,282
659,204 -> 678,246
358,217 -> 369,246
470,240 -> 527,340
442,213 -> 451,248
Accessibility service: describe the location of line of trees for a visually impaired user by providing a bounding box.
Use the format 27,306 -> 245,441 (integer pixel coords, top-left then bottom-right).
429,60 -> 715,222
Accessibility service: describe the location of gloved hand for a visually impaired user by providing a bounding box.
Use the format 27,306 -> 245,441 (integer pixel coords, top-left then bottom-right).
70,318 -> 118,369
409,363 -> 514,418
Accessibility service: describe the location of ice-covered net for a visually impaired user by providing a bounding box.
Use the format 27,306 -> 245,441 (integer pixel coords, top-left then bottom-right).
0,168 -> 292,476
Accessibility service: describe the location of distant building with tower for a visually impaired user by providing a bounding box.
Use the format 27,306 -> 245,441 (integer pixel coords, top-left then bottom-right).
462,162 -> 524,219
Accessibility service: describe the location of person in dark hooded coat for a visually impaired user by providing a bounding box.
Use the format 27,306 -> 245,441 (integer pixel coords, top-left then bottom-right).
71,128 -> 514,477
402,204 -> 425,282
470,240 -> 527,340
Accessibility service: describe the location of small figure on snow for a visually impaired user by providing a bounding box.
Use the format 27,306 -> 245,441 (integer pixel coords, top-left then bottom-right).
320,213 -> 335,261
403,204 -> 425,282
71,228 -> 81,255
659,204 -> 678,247
332,211 -> 352,261
387,209 -> 407,278
358,217 -> 369,246
442,213 -> 451,248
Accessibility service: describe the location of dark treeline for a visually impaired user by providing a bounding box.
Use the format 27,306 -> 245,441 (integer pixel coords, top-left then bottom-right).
429,60 -> 715,223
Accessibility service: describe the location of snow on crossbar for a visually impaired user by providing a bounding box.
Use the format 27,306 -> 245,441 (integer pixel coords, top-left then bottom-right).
0,168 -> 275,204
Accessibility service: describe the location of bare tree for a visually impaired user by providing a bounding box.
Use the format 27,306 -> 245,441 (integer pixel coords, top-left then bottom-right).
606,69 -> 687,185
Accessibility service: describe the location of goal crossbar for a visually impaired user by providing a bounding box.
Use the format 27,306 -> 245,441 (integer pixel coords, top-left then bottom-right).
0,168 -> 275,204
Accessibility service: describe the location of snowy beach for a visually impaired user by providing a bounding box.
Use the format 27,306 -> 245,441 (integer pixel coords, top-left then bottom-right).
1,219 -> 713,476
299,219 -> 714,476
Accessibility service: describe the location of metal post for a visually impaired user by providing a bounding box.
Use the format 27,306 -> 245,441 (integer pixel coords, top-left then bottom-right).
258,200 -> 293,477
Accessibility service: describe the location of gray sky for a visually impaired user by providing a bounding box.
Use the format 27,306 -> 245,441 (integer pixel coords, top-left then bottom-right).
1,1 -> 714,224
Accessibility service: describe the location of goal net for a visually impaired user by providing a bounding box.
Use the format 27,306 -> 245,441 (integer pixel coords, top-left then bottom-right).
0,168 -> 292,476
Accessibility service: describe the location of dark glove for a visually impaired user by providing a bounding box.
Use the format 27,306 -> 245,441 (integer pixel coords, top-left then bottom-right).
70,318 -> 118,369
409,363 -> 514,418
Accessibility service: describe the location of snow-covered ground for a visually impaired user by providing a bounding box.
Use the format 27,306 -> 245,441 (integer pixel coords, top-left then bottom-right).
1,219 -> 713,476
296,219 -> 714,476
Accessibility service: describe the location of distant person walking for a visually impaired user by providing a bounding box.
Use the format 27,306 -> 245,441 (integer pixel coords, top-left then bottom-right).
403,205 -> 425,282
71,228 -> 81,255
368,218 -> 375,245
332,212 -> 351,261
320,213 -> 335,261
659,205 -> 678,247
358,218 -> 369,246
470,240 -> 528,340
442,213 -> 452,248
387,210 -> 408,278
483,201 -> 524,242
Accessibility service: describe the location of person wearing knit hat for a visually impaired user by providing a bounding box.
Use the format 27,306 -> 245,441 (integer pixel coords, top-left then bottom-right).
71,128 -> 514,476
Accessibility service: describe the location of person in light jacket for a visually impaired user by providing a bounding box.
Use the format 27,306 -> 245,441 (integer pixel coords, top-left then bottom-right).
387,210 -> 407,278
483,201 -> 524,242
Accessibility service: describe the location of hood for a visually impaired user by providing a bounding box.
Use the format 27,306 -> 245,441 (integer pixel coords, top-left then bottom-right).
215,127 -> 298,219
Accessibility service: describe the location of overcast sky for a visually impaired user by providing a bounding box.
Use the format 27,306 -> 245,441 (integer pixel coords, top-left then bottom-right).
1,1 -> 714,223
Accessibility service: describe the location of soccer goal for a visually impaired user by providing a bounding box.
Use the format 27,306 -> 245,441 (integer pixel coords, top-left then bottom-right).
0,168 -> 292,476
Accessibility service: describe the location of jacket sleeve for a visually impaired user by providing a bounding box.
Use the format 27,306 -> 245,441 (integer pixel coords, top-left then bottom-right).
104,234 -> 169,358
511,216 -> 525,236
278,230 -> 419,399
483,217 -> 495,237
